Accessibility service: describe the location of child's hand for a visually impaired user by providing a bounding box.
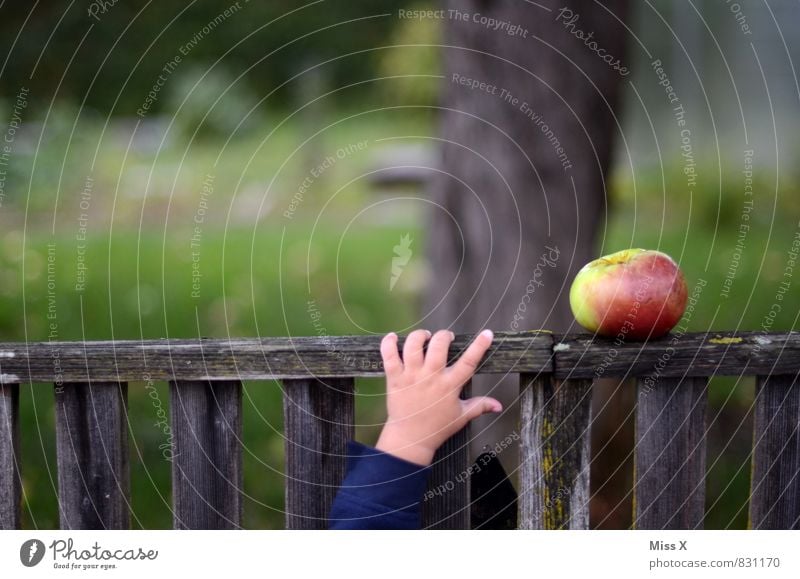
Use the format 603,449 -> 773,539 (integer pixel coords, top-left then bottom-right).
375,329 -> 502,466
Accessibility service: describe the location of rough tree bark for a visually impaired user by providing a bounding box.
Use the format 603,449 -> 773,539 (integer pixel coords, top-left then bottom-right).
426,0 -> 630,496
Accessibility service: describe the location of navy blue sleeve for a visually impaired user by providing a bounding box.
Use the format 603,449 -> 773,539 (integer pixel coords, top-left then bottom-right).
328,440 -> 431,529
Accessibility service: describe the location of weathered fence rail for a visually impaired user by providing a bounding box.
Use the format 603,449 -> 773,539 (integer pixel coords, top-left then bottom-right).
0,331 -> 798,530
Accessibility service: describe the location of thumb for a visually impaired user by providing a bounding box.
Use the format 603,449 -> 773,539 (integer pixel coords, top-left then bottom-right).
461,396 -> 503,423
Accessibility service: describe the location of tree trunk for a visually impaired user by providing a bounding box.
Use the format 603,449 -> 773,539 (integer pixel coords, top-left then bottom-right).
426,0 -> 630,478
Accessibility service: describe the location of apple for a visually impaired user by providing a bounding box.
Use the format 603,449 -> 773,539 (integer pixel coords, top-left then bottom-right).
569,248 -> 688,339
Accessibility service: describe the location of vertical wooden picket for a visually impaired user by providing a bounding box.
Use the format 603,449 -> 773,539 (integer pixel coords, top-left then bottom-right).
519,374 -> 592,529
634,377 -> 708,529
283,378 -> 354,529
0,383 -> 21,529
749,373 -> 800,529
170,380 -> 243,529
55,382 -> 130,529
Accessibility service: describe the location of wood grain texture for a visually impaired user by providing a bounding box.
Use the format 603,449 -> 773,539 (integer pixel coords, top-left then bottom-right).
55,382 -> 130,529
422,380 -> 471,529
0,384 -> 20,529
634,377 -> 708,529
0,332 -> 552,382
749,373 -> 800,529
519,374 -> 592,529
553,331 -> 800,378
0,331 -> 793,382
170,380 -> 242,529
283,378 -> 354,529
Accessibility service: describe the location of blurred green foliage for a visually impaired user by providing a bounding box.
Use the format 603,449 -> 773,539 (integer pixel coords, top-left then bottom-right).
0,0 -> 416,116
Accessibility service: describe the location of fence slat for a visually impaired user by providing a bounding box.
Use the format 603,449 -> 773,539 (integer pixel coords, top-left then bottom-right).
0,383 -> 21,529
55,382 -> 130,529
170,380 -> 242,529
519,374 -> 592,529
749,373 -> 800,529
0,332 -> 553,382
422,380 -> 471,529
283,378 -> 354,529
634,376 -> 708,529
553,332 -> 800,378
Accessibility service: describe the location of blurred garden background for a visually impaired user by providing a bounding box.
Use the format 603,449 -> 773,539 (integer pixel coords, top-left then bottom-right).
1,0 -> 799,529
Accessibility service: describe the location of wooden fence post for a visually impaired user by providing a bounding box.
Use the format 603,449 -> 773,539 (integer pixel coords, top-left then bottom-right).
283,378 -> 354,529
55,382 -> 130,529
750,373 -> 800,529
170,380 -> 243,529
519,374 -> 592,529
634,376 -> 708,529
0,383 -> 21,529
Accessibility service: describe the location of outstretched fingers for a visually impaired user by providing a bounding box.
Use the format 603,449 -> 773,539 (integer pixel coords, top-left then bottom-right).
380,332 -> 403,377
403,329 -> 431,370
461,396 -> 503,422
425,330 -> 455,372
448,329 -> 494,385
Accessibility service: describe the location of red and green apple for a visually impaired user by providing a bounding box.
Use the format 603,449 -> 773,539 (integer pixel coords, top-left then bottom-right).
569,248 -> 688,339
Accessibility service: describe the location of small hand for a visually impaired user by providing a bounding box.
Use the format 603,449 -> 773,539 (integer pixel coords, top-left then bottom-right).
375,329 -> 502,466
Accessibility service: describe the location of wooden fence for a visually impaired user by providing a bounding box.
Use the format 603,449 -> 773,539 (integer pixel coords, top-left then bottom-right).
0,330 -> 798,530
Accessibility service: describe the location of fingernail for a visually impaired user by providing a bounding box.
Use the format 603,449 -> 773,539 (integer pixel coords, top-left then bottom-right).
481,329 -> 494,340
386,332 -> 397,339
449,331 -> 455,340
425,330 -> 432,338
